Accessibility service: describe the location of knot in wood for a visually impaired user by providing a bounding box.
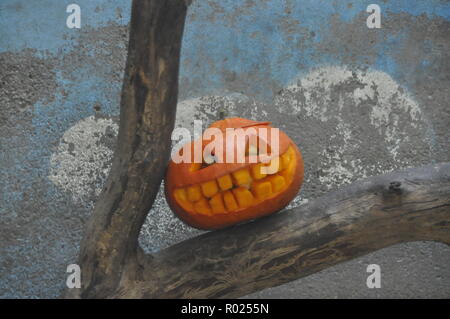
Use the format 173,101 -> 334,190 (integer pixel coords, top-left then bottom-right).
389,181 -> 402,193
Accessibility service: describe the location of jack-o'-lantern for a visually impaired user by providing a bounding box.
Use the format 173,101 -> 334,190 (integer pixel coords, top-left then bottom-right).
164,117 -> 304,230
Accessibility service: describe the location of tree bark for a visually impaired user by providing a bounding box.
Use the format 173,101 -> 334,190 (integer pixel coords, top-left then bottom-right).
64,0 -> 450,299
64,0 -> 188,298
115,162 -> 450,298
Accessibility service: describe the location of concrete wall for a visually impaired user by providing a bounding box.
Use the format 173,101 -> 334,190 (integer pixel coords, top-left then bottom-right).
0,0 -> 449,298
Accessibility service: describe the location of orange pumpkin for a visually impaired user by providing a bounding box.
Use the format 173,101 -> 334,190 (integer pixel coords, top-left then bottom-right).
164,117 -> 304,230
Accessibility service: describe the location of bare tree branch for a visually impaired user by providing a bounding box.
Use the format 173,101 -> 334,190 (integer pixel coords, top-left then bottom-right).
115,162 -> 450,298
64,0 -> 188,298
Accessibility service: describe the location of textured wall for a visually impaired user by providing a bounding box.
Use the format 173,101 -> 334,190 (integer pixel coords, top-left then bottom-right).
0,0 -> 449,298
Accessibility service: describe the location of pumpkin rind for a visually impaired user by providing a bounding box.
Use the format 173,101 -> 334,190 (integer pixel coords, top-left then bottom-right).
164,118 -> 304,230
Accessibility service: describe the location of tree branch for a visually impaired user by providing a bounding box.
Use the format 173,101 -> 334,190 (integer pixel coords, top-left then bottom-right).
64,0 -> 188,298
116,163 -> 450,298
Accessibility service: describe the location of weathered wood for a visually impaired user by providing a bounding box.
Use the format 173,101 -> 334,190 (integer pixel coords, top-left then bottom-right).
65,0 -> 450,299
115,163 -> 450,298
64,0 -> 188,298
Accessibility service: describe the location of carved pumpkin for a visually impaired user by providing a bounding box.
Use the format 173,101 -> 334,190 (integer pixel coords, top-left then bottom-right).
165,117 -> 304,230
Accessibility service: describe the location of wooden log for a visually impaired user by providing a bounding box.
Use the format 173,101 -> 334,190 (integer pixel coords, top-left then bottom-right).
64,0 -> 188,298
114,162 -> 450,298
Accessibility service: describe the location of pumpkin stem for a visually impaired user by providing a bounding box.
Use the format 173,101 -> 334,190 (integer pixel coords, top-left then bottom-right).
218,107 -> 228,120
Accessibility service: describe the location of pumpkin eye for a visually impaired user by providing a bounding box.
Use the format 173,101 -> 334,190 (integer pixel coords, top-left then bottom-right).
246,140 -> 267,157
199,152 -> 217,169
189,153 -> 217,172
247,144 -> 258,156
203,154 -> 216,165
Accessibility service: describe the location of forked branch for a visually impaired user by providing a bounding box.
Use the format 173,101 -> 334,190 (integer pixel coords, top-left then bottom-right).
117,162 -> 450,298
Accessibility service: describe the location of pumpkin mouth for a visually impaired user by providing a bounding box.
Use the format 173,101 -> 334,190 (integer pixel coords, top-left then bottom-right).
172,145 -> 297,216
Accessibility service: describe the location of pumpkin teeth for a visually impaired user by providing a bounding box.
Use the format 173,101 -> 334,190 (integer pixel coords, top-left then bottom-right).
194,198 -> 212,215
209,193 -> 226,214
267,175 -> 286,193
232,169 -> 252,186
174,146 -> 296,215
232,187 -> 254,208
281,151 -> 291,170
263,157 -> 281,175
223,190 -> 239,211
217,174 -> 233,191
187,185 -> 202,202
251,180 -> 272,199
201,180 -> 219,198
251,163 -> 267,180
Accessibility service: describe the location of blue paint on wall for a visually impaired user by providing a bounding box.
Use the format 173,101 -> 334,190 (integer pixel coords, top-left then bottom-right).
1,0 -> 449,205
1,0 -> 449,81
0,0 -> 130,53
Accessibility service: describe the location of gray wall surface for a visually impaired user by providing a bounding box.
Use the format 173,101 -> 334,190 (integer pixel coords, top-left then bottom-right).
0,0 -> 449,298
